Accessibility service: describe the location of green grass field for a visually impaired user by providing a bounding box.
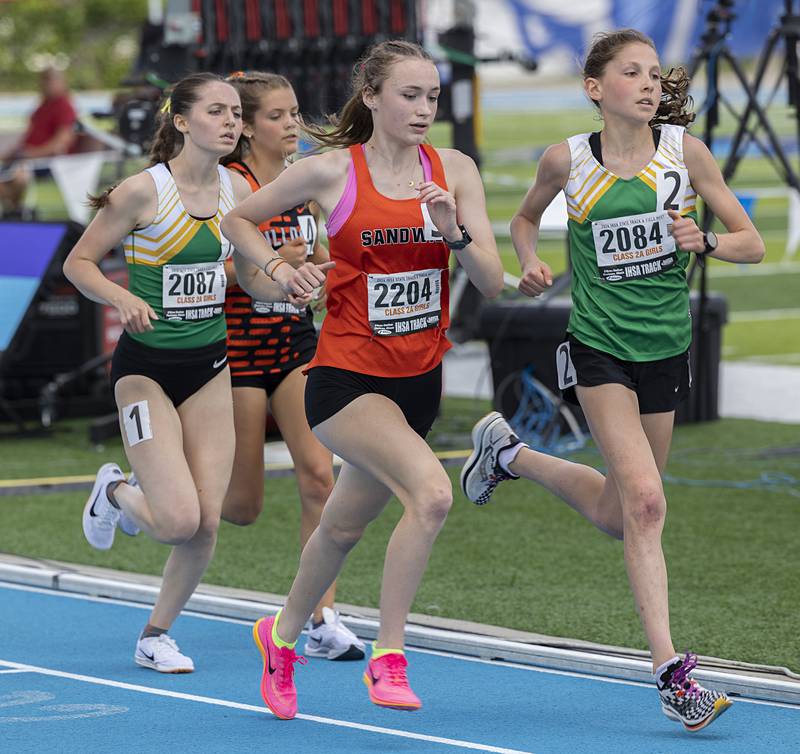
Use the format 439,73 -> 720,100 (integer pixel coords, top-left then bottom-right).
1,401 -> 798,671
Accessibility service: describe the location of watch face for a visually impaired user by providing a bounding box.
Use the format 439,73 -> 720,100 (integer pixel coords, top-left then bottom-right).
706,230 -> 718,249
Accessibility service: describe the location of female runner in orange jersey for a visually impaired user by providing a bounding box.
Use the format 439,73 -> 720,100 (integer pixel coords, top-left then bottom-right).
222,40 -> 503,718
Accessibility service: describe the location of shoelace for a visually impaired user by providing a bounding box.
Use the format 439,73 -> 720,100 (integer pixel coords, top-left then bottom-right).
381,655 -> 410,686
669,652 -> 702,698
276,647 -> 307,688
475,471 -> 512,505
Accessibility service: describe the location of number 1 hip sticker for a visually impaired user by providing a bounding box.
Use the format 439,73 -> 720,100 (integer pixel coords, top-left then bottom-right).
123,400 -> 153,447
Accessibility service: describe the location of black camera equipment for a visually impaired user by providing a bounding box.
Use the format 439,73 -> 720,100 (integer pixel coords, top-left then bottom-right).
687,0 -> 800,420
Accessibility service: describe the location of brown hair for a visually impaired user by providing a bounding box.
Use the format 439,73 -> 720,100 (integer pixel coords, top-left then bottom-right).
89,72 -> 230,209
583,29 -> 695,128
222,71 -> 294,166
305,39 -> 435,148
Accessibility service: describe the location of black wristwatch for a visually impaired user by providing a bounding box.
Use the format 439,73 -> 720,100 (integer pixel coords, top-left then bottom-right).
444,224 -> 472,250
701,230 -> 718,256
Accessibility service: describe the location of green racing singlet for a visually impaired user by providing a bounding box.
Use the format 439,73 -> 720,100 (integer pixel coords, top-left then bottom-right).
563,124 -> 698,361
121,163 -> 236,350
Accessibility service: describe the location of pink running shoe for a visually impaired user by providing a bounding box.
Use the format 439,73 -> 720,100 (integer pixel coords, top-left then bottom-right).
253,615 -> 307,720
363,652 -> 421,711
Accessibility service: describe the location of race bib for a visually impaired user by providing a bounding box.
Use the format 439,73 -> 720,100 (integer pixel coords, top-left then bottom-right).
591,211 -> 676,282
162,261 -> 226,321
253,300 -> 307,316
367,268 -> 442,336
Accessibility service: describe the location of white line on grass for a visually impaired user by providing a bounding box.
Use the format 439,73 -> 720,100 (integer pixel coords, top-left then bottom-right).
729,308 -> 800,322
0,659 -> 534,754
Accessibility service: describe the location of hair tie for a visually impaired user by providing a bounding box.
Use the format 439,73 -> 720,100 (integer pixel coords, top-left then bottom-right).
227,70 -> 246,80
159,97 -> 172,115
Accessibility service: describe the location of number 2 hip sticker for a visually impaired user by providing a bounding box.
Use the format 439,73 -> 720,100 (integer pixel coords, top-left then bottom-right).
123,400 -> 153,447
556,341 -> 577,390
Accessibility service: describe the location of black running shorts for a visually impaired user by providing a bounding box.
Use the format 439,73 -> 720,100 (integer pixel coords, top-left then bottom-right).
110,331 -> 228,407
304,364 -> 442,438
562,334 -> 691,414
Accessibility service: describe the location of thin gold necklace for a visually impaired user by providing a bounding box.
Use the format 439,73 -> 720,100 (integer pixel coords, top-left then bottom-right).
366,143 -> 420,188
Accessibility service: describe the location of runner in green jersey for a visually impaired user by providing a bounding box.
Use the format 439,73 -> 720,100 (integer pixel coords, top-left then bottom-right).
460,29 -> 764,732
63,73 -> 291,674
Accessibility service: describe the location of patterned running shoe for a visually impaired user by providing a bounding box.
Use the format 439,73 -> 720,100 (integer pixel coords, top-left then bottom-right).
253,615 -> 307,720
304,607 -> 365,661
658,653 -> 732,731
117,471 -> 141,537
82,462 -> 124,550
363,652 -> 421,711
460,412 -> 521,505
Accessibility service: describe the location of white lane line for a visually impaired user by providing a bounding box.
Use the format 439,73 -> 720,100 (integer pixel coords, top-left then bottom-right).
0,659 -> 533,754
729,308 -> 800,322
0,669 -> 32,675
3,582 -> 798,711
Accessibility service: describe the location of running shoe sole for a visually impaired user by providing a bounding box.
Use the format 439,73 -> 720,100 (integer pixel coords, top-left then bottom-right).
362,672 -> 422,711
459,411 -> 503,501
134,655 -> 193,673
305,642 -> 365,661
662,696 -> 733,731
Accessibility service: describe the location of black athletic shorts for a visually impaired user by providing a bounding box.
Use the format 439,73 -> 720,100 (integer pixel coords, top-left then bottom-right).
110,331 -> 228,407
304,364 -> 442,438
562,334 -> 691,414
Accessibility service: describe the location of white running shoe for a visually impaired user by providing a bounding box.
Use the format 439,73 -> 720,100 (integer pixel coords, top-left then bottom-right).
135,634 -> 194,673
82,462 -> 124,550
117,472 -> 141,537
304,607 -> 366,661
460,412 -> 521,506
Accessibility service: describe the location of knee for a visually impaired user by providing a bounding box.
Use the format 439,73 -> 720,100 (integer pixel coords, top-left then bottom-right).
298,465 -> 334,512
221,495 -> 263,526
193,514 -> 221,547
624,485 -> 666,532
411,481 -> 453,533
319,517 -> 364,555
155,505 -> 202,545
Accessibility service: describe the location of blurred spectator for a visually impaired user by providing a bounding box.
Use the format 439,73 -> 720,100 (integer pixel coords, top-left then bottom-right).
0,67 -> 78,217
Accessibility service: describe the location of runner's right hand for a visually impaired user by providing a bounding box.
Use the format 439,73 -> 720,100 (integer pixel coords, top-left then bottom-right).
275,260 -> 336,307
518,258 -> 553,298
114,291 -> 158,334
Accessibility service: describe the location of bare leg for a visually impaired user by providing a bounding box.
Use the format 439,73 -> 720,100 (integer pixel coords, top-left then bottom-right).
113,370 -> 234,630
576,383 -> 677,670
275,394 -> 452,650
508,411 -> 673,540
221,386 -> 268,526
269,366 -> 336,622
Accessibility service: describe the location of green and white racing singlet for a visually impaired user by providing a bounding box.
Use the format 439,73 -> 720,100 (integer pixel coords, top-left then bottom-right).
122,163 -> 236,350
564,124 -> 698,361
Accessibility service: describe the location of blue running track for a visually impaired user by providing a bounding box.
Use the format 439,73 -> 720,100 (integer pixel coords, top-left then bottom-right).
1,582 -> 798,753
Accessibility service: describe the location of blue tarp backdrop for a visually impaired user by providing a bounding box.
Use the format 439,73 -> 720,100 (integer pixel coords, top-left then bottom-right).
505,0 -> 784,65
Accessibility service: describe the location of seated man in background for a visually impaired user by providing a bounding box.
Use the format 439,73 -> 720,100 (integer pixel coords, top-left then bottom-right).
0,67 -> 77,217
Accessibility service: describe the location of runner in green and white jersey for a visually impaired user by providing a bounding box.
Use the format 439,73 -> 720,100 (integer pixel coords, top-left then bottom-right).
63,73 -> 290,674
460,29 -> 765,732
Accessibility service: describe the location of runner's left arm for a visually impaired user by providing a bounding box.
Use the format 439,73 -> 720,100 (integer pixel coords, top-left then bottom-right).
417,150 -> 504,299
680,134 -> 765,263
